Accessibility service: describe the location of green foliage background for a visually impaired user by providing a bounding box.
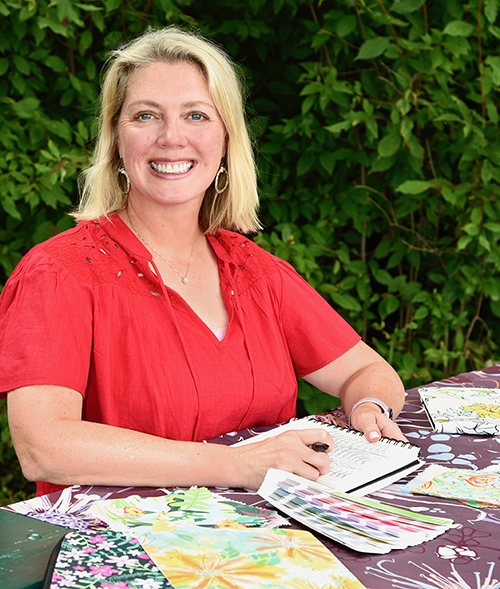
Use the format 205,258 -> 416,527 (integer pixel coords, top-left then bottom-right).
1,0 -> 500,503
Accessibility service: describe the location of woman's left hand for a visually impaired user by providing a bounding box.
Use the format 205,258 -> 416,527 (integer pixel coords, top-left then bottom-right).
349,401 -> 407,442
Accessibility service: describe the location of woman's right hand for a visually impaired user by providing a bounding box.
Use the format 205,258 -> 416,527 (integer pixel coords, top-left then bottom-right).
231,428 -> 334,490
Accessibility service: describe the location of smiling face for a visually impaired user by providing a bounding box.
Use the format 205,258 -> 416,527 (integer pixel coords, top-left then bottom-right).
117,60 -> 227,213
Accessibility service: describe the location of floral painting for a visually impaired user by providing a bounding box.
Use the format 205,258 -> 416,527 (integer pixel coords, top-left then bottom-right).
140,526 -> 365,589
92,487 -> 288,533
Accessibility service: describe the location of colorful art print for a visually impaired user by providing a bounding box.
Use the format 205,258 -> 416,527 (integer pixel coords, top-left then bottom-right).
140,526 -> 365,589
406,464 -> 500,506
5,485 -> 110,532
419,387 -> 500,435
92,487 -> 288,533
45,529 -> 172,589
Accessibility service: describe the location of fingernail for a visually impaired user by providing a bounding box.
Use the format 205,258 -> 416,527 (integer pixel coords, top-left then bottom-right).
369,431 -> 379,440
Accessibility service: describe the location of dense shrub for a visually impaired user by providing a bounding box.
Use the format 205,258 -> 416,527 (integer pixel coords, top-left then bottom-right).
1,0 -> 499,503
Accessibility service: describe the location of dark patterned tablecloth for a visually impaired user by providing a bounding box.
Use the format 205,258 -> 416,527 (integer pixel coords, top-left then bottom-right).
5,365 -> 500,589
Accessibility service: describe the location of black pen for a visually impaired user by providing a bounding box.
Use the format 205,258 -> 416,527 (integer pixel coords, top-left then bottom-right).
309,442 -> 330,452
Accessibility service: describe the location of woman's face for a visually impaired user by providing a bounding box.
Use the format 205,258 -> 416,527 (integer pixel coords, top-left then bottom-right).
117,60 -> 226,212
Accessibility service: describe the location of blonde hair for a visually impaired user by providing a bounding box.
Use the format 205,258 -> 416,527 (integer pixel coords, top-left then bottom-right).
74,27 -> 261,233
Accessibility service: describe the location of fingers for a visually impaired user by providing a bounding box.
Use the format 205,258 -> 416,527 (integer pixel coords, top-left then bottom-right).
351,405 -> 408,443
235,428 -> 333,489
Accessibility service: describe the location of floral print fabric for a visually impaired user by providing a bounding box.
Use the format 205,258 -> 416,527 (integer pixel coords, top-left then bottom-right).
46,529 -> 172,589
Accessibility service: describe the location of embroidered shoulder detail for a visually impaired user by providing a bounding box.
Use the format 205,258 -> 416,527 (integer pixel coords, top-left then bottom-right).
213,230 -> 278,292
43,221 -> 162,297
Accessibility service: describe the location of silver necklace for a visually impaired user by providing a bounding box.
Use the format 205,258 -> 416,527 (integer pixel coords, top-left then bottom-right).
126,210 -> 199,284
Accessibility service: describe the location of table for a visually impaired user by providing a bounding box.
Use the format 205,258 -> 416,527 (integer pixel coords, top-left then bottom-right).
3,364 -> 500,589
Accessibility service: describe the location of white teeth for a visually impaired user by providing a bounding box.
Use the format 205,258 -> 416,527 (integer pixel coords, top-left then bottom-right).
151,161 -> 193,174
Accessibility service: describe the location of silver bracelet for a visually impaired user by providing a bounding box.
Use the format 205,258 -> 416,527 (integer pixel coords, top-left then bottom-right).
348,397 -> 393,428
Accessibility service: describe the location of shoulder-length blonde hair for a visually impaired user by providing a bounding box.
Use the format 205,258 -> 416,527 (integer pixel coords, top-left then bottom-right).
74,27 -> 261,234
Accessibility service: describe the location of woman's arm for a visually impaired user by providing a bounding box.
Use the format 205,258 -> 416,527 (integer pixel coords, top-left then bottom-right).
303,340 -> 406,442
7,385 -> 333,491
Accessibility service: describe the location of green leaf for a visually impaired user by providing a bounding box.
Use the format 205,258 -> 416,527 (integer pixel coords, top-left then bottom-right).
12,55 -> 30,75
45,55 -> 67,73
463,223 -> 479,236
79,29 -> 93,55
390,0 -> 426,14
0,58 -> 8,76
1,196 -> 21,220
396,180 -> 436,194
13,97 -> 40,118
484,222 -> 500,234
441,186 -> 457,205
443,20 -> 476,37
485,0 -> 499,24
378,130 -> 402,157
355,37 -> 391,61
379,296 -> 400,319
485,55 -> 500,85
336,15 -> 357,38
0,1 -> 10,17
301,82 -> 323,96
38,16 -> 69,37
329,292 -> 362,311
320,151 -> 336,175
325,120 -> 352,134
104,0 -> 121,10
373,268 -> 393,286
457,235 -> 473,251
413,305 -> 429,320
479,234 -> 491,251
75,3 -> 103,11
434,113 -> 463,123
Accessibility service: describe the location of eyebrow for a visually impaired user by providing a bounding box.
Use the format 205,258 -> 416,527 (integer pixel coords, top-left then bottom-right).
126,100 -> 217,111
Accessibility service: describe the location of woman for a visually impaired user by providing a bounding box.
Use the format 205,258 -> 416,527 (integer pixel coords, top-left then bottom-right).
0,27 -> 406,497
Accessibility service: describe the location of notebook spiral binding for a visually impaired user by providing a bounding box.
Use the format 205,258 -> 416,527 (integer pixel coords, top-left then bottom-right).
307,417 -> 419,450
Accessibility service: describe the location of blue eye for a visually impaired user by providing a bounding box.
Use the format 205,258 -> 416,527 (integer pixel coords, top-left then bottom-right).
138,113 -> 153,120
190,113 -> 205,121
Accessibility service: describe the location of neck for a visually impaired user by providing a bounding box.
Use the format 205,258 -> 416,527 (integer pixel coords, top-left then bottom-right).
123,199 -> 203,257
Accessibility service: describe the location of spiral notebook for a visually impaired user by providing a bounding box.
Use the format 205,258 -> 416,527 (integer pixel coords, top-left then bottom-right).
234,417 -> 423,496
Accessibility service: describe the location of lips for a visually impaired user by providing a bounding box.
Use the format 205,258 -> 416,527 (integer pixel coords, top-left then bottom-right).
150,161 -> 193,175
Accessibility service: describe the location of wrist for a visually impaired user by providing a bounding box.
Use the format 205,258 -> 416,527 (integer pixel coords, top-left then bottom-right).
348,397 -> 393,428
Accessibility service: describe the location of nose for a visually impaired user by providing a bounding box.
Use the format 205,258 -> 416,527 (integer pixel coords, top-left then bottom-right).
157,119 -> 187,149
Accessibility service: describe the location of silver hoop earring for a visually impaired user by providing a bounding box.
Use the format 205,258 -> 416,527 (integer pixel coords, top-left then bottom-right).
118,164 -> 131,195
214,163 -> 229,194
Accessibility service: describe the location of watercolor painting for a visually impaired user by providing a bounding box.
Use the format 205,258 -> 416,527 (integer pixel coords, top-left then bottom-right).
141,526 -> 366,589
92,487 -> 288,533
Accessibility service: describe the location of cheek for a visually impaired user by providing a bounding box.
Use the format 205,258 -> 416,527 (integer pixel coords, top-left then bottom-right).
119,131 -> 156,161
200,130 -> 226,161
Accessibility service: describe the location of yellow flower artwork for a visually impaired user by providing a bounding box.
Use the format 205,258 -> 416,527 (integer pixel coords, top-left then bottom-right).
141,527 -> 365,589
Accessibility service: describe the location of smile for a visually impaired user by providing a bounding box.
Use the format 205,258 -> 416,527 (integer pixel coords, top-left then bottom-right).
150,161 -> 193,174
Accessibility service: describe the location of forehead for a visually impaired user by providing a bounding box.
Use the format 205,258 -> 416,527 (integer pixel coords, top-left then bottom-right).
123,60 -> 213,104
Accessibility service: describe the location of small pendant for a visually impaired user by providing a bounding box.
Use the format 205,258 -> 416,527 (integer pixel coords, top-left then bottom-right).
182,277 -> 189,284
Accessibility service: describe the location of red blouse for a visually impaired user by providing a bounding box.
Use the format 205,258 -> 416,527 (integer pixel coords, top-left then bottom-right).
0,215 -> 360,495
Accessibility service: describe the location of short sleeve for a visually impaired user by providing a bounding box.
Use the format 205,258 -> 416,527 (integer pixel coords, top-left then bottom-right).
273,257 -> 361,378
0,248 -> 93,397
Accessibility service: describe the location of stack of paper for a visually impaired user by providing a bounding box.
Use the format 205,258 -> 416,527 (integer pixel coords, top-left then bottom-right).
92,487 -> 366,588
258,469 -> 454,554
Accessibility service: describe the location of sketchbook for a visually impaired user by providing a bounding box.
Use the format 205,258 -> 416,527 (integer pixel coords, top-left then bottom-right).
233,417 -> 423,496
418,386 -> 500,435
